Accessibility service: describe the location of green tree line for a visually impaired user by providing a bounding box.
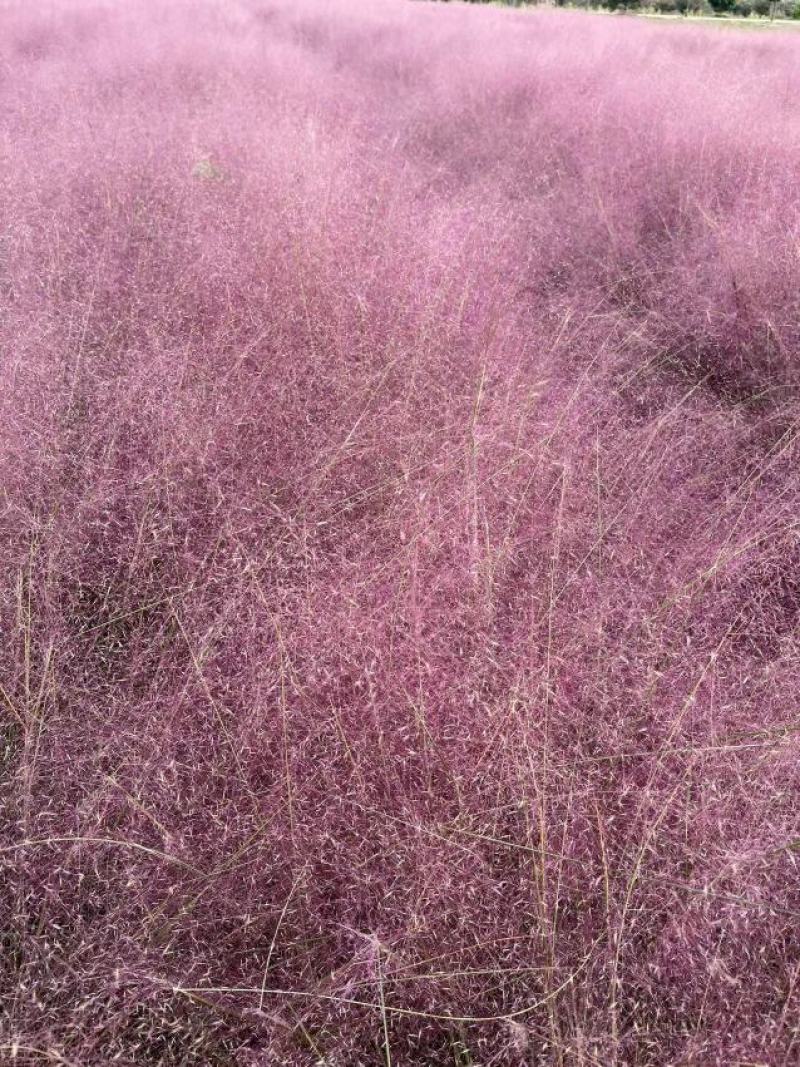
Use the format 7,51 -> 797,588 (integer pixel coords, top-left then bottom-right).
454,0 -> 800,18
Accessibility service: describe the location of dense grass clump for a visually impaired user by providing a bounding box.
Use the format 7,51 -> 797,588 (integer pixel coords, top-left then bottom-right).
2,1 -> 800,1063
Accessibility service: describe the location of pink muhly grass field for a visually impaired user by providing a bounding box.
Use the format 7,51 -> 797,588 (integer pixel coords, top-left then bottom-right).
2,0 -> 800,1063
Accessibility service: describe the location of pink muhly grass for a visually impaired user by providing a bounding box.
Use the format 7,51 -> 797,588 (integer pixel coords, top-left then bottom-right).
1,0 -> 800,1063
